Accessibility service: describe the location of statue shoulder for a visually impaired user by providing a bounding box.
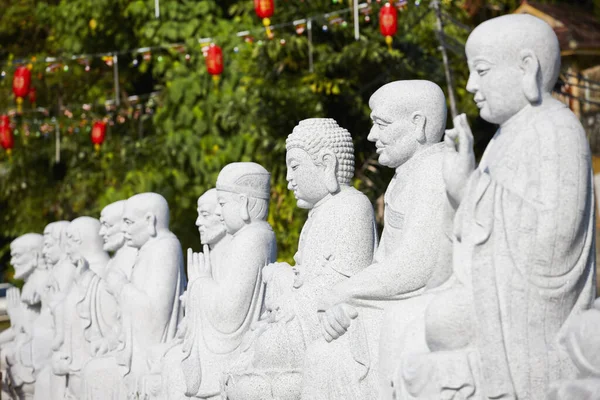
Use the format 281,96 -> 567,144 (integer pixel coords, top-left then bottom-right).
333,187 -> 374,216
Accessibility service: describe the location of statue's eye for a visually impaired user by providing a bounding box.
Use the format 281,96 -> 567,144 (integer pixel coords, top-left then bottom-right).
291,164 -> 299,171
476,68 -> 489,76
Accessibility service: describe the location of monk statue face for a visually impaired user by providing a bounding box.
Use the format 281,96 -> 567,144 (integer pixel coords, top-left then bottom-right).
286,147 -> 333,209
43,228 -> 62,266
65,224 -> 84,264
216,191 -> 248,235
100,205 -> 126,253
122,204 -> 155,249
11,238 -> 40,280
196,190 -> 227,246
464,15 -> 557,125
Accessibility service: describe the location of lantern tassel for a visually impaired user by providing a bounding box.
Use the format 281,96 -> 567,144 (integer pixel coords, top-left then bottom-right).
263,18 -> 273,39
16,97 -> 23,114
6,149 -> 11,158
94,143 -> 100,153
385,35 -> 393,52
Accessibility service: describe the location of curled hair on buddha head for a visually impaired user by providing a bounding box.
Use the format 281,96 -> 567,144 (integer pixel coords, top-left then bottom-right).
286,118 -> 355,186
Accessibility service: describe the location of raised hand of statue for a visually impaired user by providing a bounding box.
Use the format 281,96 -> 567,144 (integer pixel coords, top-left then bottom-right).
7,287 -> 22,327
187,245 -> 211,283
318,303 -> 359,342
443,113 -> 475,209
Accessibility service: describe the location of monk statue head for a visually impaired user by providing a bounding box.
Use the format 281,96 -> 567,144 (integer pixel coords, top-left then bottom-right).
100,200 -> 128,253
368,80 -> 447,168
465,14 -> 560,125
122,192 -> 171,249
65,217 -> 106,268
286,118 -> 355,209
196,188 -> 227,247
215,162 -> 271,235
11,233 -> 44,280
42,221 -> 70,268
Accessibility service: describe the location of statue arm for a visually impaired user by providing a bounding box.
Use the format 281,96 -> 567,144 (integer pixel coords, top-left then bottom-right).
0,327 -> 15,345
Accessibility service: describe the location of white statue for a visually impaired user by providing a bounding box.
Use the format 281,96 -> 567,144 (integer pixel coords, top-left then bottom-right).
3,233 -> 45,400
304,81 -> 454,400
32,221 -> 70,400
140,188 -> 234,399
224,119 -> 377,400
397,14 -> 596,400
51,217 -> 109,399
81,192 -> 185,400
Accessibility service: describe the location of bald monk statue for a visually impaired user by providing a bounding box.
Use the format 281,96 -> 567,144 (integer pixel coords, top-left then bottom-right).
304,81 -> 454,400
51,217 -> 109,399
82,192 -> 185,400
397,15 -> 596,400
3,234 -> 45,400
33,221 -> 70,400
224,119 -> 377,400
180,166 -> 276,399
139,188 -> 234,399
87,201 -> 137,356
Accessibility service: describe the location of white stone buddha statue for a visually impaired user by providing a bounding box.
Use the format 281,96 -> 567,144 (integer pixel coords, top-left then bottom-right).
3,233 -> 45,400
303,81 -> 455,400
81,193 -> 185,400
397,14 -> 596,400
224,118 -> 377,400
50,217 -> 109,399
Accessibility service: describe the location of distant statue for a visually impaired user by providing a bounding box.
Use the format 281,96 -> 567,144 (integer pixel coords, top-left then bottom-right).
397,14 -> 596,400
224,119 -> 377,400
51,217 -> 109,399
82,193 -> 185,400
2,233 -> 45,400
304,81 -> 454,400
139,188 -> 234,399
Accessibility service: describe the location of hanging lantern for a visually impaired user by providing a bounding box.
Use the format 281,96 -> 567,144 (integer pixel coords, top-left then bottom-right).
91,121 -> 106,152
379,2 -> 398,51
28,87 -> 37,105
13,66 -> 31,113
206,44 -> 224,83
254,0 -> 275,38
0,116 -> 14,156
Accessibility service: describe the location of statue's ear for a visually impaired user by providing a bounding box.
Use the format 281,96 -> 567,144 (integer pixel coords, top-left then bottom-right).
239,194 -> 250,222
145,212 -> 157,237
319,149 -> 340,194
520,49 -> 541,104
411,112 -> 427,144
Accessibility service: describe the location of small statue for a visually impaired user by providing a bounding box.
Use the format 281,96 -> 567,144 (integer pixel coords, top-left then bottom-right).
3,233 -> 45,400
224,119 -> 377,400
305,81 -> 454,400
81,193 -> 185,400
50,217 -> 109,399
397,14 -> 596,400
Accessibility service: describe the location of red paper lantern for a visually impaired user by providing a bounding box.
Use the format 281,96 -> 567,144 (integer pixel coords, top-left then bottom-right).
206,44 -> 224,80
13,66 -> 31,113
28,87 -> 37,105
379,2 -> 398,50
254,0 -> 275,38
91,121 -> 106,152
0,116 -> 14,155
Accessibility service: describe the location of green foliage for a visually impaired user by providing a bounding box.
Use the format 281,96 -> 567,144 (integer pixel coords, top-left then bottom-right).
0,0 -> 593,274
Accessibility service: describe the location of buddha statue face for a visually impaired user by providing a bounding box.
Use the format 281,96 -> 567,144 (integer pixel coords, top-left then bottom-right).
11,234 -> 43,280
196,189 -> 227,246
216,191 -> 248,235
100,202 -> 127,252
286,147 -> 331,209
465,15 -> 559,125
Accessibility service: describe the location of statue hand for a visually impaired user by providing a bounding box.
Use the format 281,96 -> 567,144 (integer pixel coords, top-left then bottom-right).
319,303 -> 358,342
51,351 -> 70,376
90,338 -> 109,357
443,113 -> 475,209
105,268 -> 128,297
187,246 -> 211,282
6,287 -> 22,326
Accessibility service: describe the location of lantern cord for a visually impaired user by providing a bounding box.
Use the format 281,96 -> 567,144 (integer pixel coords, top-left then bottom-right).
353,0 -> 360,41
113,54 -> 120,107
54,118 -> 60,164
308,19 -> 314,73
155,0 -> 160,19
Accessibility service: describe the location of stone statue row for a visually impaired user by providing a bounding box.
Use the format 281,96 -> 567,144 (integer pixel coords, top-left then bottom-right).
2,14 -> 600,400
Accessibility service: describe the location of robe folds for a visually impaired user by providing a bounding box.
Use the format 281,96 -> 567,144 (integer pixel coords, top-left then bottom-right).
403,100 -> 596,400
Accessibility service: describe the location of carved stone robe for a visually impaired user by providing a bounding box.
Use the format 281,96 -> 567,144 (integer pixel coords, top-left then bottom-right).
401,100 -> 597,400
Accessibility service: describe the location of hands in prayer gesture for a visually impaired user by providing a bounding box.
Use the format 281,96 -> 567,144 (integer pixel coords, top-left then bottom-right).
443,114 -> 475,209
318,292 -> 358,342
187,245 -> 211,283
